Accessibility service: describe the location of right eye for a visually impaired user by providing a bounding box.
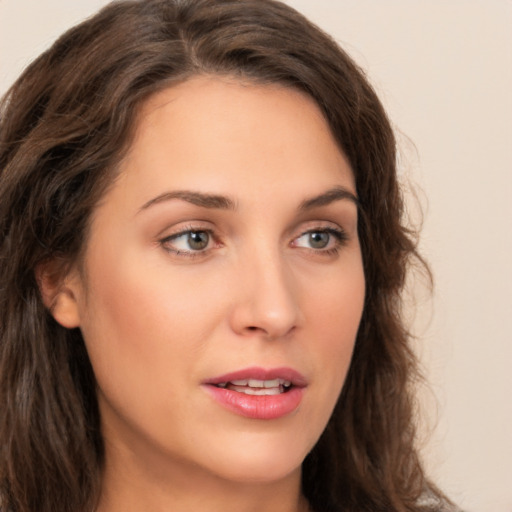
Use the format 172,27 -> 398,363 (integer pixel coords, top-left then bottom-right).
161,229 -> 213,256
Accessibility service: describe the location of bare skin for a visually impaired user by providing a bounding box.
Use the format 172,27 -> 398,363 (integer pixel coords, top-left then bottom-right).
46,76 -> 365,512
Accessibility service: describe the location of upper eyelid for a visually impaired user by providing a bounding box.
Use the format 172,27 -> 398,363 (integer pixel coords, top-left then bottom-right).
293,226 -> 348,245
298,226 -> 347,237
159,229 -> 217,258
293,220 -> 348,236
161,226 -> 347,251
158,220 -> 348,238
296,221 -> 346,232
164,226 -> 213,239
156,216 -> 351,240
156,220 -> 215,239
161,227 -> 216,245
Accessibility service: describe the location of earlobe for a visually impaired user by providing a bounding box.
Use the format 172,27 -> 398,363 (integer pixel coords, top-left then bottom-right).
36,263 -> 82,329
48,287 -> 82,329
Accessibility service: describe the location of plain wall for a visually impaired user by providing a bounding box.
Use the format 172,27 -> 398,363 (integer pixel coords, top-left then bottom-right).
1,1 -> 511,511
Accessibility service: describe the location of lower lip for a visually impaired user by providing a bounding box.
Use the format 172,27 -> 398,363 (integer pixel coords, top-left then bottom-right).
204,385 -> 305,420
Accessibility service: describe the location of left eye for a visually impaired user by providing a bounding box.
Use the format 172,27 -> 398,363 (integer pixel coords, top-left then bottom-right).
162,230 -> 212,253
293,229 -> 345,250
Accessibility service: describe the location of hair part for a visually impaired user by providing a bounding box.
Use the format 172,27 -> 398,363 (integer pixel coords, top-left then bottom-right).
1,1 -> 442,511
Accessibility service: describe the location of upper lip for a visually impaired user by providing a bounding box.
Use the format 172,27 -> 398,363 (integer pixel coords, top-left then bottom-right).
203,366 -> 308,387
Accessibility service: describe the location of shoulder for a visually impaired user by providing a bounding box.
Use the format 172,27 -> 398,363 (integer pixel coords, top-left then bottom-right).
417,490 -> 464,512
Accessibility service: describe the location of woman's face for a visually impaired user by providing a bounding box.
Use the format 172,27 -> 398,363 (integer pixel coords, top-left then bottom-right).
61,76 -> 365,485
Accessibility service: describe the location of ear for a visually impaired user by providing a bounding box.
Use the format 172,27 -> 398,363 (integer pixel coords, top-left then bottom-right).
36,260 -> 82,329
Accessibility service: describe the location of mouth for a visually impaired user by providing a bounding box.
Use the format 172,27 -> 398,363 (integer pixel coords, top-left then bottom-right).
215,378 -> 293,395
202,367 -> 307,419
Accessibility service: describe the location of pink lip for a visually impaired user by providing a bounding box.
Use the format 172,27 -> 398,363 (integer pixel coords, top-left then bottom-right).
202,366 -> 307,420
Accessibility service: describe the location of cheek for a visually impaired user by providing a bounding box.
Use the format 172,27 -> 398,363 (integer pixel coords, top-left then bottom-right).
320,305 -> 361,393
301,258 -> 365,421
314,257 -> 365,349
75,250 -> 225,446
77,244 -> 230,391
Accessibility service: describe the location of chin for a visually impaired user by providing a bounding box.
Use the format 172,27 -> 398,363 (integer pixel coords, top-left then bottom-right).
212,458 -> 303,485
196,432 -> 311,484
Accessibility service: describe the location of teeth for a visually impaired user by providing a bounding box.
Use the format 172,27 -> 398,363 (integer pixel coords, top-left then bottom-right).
230,386 -> 282,396
250,378 -> 278,388
215,378 -> 293,393
229,378 -> 290,388
231,379 -> 248,386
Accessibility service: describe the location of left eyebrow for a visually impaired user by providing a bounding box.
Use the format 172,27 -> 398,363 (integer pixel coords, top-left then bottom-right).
299,186 -> 359,211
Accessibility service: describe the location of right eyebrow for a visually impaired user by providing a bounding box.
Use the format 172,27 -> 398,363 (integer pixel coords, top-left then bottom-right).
138,190 -> 237,213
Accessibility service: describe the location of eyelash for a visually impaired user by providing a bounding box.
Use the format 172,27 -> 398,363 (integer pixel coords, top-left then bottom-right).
159,225 -> 348,259
293,227 -> 348,257
160,225 -> 217,259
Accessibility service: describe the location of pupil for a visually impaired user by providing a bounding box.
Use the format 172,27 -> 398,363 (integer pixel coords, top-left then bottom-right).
309,232 -> 329,249
188,231 -> 209,250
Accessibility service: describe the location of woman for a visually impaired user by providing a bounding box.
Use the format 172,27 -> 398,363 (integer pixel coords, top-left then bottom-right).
0,1 -> 458,511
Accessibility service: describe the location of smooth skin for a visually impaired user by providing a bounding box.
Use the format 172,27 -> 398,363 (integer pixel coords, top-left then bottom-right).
45,76 -> 366,512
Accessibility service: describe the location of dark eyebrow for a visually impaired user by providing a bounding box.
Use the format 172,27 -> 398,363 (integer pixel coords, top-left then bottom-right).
299,186 -> 359,211
138,190 -> 236,212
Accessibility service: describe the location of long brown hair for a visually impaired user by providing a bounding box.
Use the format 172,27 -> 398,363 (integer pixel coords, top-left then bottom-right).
0,1 -> 444,511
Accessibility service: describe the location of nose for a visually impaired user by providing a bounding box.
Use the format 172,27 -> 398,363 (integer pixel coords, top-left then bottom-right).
228,250 -> 301,340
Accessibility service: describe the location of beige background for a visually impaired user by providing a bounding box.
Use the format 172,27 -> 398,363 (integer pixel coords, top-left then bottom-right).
1,1 -> 511,511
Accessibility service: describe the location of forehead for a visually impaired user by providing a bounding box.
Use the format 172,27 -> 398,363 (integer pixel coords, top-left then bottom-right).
126,76 -> 353,186
97,76 -> 356,224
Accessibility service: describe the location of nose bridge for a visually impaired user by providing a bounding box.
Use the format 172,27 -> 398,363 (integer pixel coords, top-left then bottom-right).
230,237 -> 300,339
